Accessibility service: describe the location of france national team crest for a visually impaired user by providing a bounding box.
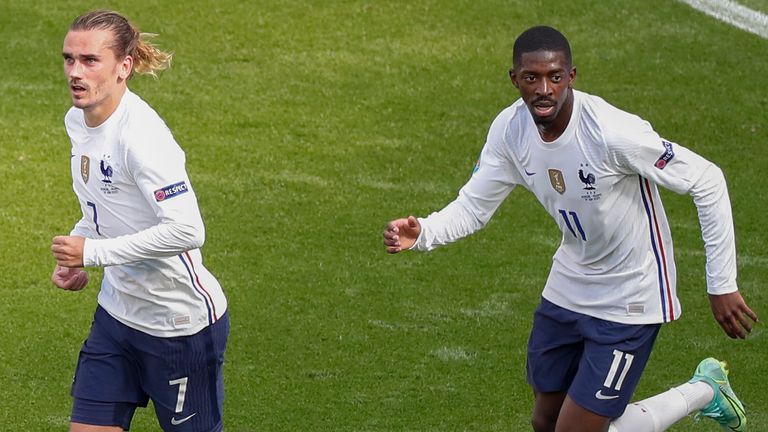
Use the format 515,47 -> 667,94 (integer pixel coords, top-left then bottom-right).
154,181 -> 189,202
80,156 -> 90,183
654,140 -> 675,169
100,159 -> 114,183
548,169 -> 566,194
578,165 -> 596,190
578,163 -> 602,202
98,155 -> 119,195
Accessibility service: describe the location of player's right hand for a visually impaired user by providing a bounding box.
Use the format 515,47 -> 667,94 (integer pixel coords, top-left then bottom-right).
51,265 -> 89,291
383,216 -> 421,254
51,235 -> 85,268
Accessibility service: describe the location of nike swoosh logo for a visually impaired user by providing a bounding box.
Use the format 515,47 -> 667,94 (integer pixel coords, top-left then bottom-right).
170,413 -> 197,425
595,390 -> 619,400
720,386 -> 744,430
524,169 -> 536,176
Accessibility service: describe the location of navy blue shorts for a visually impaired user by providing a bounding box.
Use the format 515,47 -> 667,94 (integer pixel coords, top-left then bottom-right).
526,298 -> 660,418
71,306 -> 229,431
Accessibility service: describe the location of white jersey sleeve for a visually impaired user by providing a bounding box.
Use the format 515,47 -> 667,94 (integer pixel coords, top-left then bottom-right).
81,122 -> 205,267
604,112 -> 737,295
413,105 -> 523,251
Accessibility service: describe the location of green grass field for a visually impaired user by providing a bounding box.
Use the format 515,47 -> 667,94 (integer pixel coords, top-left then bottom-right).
0,0 -> 765,430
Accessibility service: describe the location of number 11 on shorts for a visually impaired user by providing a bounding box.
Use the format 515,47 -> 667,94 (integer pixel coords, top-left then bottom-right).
604,350 -> 634,391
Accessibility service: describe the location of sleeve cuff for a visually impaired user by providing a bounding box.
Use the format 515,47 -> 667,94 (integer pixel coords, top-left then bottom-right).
410,218 -> 428,251
82,238 -> 98,267
707,283 -> 738,296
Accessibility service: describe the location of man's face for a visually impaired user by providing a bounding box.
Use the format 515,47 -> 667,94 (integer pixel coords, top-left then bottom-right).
510,50 -> 575,126
62,29 -> 131,122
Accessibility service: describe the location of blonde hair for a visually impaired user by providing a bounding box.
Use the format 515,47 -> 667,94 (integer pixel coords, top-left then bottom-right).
69,10 -> 172,79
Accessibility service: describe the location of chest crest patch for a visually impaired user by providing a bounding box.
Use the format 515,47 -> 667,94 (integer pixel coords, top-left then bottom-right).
548,169 -> 566,194
80,156 -> 90,184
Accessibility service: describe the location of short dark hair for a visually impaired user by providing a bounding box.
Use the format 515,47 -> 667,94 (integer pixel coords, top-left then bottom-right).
512,26 -> 572,69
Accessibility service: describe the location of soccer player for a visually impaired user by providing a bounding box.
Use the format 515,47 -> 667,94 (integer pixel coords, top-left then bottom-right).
52,10 -> 228,432
383,26 -> 757,432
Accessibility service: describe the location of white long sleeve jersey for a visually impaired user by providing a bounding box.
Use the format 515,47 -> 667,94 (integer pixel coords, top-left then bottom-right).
414,90 -> 737,324
65,89 -> 227,337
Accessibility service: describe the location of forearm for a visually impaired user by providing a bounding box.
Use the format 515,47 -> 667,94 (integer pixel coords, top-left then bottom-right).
83,220 -> 204,266
413,199 -> 487,251
691,165 -> 737,294
412,170 -> 516,251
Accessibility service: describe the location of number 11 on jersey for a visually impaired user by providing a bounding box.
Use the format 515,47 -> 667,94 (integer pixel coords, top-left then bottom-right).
558,209 -> 586,241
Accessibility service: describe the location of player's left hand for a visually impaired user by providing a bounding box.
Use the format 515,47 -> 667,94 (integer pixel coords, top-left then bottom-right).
51,235 -> 86,268
708,291 -> 759,339
51,265 -> 89,291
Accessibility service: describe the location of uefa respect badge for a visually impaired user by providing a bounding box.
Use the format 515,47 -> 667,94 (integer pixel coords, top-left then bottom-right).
654,140 -> 675,169
154,181 -> 189,202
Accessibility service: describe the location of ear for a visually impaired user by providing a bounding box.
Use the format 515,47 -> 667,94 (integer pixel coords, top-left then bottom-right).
118,55 -> 134,81
568,67 -> 577,88
509,68 -> 520,89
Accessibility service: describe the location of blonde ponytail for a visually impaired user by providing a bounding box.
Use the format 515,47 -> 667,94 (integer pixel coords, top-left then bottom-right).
133,33 -> 173,78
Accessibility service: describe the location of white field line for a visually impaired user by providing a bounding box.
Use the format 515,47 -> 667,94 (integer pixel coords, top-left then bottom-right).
676,0 -> 768,39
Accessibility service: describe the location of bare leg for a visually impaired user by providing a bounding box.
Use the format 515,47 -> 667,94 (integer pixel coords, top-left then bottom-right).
531,391 -> 567,432
554,395 -> 611,432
